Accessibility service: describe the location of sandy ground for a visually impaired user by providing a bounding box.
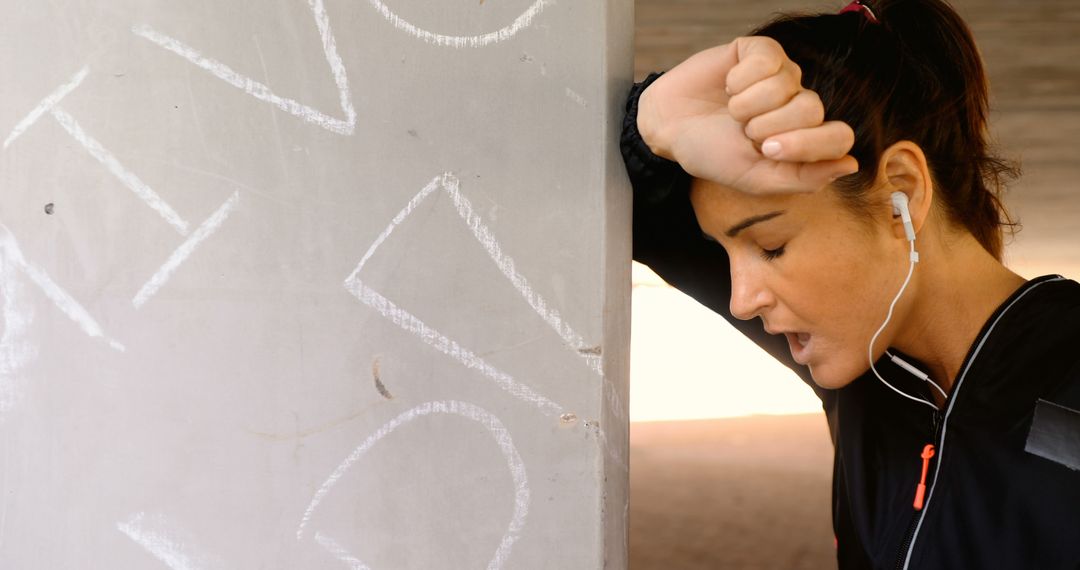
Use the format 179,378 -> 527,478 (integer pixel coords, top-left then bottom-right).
629,414 -> 836,570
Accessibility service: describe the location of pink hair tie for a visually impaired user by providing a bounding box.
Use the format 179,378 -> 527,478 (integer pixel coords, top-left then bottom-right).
838,1 -> 879,23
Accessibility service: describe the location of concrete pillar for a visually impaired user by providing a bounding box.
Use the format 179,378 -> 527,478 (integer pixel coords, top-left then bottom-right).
0,0 -> 632,566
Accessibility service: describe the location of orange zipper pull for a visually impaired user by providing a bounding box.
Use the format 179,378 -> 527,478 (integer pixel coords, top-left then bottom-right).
913,444 -> 936,510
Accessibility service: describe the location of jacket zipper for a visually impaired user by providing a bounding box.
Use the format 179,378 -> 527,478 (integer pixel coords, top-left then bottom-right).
893,409 -> 943,569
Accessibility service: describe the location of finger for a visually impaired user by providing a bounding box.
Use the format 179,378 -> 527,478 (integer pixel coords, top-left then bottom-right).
760,120 -> 856,163
727,62 -> 803,123
726,36 -> 789,96
796,156 -> 860,190
743,89 -> 826,143
747,156 -> 860,194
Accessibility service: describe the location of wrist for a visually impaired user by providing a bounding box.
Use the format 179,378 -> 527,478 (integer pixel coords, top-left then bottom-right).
637,84 -> 677,161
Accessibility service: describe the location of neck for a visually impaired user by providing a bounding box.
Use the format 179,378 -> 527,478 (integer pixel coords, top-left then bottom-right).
890,231 -> 1026,408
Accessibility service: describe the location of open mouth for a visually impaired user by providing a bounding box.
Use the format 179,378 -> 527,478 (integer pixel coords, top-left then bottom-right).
785,332 -> 812,365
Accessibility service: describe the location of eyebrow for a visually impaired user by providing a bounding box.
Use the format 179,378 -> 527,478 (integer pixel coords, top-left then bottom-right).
725,210 -> 786,238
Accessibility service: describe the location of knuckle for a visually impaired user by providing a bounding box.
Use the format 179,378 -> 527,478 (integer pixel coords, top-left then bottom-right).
755,35 -> 784,54
744,54 -> 774,75
744,117 -> 765,141
777,80 -> 799,104
728,96 -> 753,122
786,61 -> 803,85
801,92 -> 825,123
820,123 -> 855,157
746,38 -> 785,70
724,67 -> 745,93
769,78 -> 799,106
837,122 -> 856,146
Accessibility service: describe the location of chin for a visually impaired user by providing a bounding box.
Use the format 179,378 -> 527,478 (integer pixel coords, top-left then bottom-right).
807,360 -> 862,390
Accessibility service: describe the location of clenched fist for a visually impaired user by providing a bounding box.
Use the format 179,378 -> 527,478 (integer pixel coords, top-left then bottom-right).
637,36 -> 859,194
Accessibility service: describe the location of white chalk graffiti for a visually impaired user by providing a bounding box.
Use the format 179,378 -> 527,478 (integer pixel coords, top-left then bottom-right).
0,254 -> 37,416
117,512 -> 225,570
343,173 -> 572,414
2,67 -> 244,311
51,108 -> 191,235
348,281 -> 566,415
132,0 -> 356,136
132,192 -> 240,308
564,87 -> 588,108
297,400 -> 529,570
366,0 -> 551,48
315,532 -> 371,570
0,225 -> 125,352
347,172 -> 603,377
344,172 -> 627,468
3,67 -> 190,235
3,67 -> 87,149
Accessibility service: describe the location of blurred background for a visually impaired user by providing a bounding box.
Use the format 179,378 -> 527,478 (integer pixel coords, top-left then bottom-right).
627,1 -> 1080,568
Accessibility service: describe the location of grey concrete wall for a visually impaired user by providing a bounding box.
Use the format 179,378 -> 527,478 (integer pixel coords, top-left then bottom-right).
0,1 -> 632,567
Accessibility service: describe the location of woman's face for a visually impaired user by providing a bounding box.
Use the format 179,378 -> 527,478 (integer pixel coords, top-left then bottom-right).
689,178 -> 906,389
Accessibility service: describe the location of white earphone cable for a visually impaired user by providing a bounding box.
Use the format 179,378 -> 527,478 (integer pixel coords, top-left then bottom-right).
868,239 -> 940,411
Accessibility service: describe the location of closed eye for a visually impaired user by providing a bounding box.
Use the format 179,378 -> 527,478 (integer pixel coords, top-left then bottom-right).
760,244 -> 786,261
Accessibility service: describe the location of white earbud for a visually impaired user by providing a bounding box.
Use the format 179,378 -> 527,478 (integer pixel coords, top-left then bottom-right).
891,191 -> 917,242
891,192 -> 919,263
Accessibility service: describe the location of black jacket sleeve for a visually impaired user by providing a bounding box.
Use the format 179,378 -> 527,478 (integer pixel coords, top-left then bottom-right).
621,72 -> 834,407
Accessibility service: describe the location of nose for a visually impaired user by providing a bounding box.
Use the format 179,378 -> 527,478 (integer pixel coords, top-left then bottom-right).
729,260 -> 775,321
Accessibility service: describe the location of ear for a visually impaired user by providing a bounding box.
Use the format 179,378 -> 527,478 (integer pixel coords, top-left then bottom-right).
877,141 -> 933,240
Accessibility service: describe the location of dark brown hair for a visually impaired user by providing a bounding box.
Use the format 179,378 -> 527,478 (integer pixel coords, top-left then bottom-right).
751,0 -> 1019,259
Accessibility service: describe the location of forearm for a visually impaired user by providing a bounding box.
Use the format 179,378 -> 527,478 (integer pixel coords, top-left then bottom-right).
621,73 -> 827,402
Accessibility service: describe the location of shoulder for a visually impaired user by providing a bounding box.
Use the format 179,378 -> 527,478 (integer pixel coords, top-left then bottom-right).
1013,276 -> 1080,400
975,275 -> 1080,391
1005,275 -> 1080,331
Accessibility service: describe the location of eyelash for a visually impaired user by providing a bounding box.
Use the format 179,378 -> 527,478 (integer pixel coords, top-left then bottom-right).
760,245 -> 786,261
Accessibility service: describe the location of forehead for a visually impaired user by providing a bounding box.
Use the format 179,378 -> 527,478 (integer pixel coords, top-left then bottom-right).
688,178 -> 806,232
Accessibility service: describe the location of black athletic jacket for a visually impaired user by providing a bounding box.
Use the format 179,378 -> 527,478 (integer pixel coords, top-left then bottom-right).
622,73 -> 1080,569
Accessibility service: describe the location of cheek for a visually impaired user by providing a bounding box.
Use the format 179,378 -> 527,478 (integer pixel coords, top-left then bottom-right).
786,237 -> 890,387
810,225 -> 891,312
781,245 -> 880,323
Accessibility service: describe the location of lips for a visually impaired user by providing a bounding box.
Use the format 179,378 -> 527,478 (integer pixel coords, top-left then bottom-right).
784,332 -> 812,365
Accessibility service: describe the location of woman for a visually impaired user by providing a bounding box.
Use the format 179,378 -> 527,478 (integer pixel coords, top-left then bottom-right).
621,0 -> 1080,568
